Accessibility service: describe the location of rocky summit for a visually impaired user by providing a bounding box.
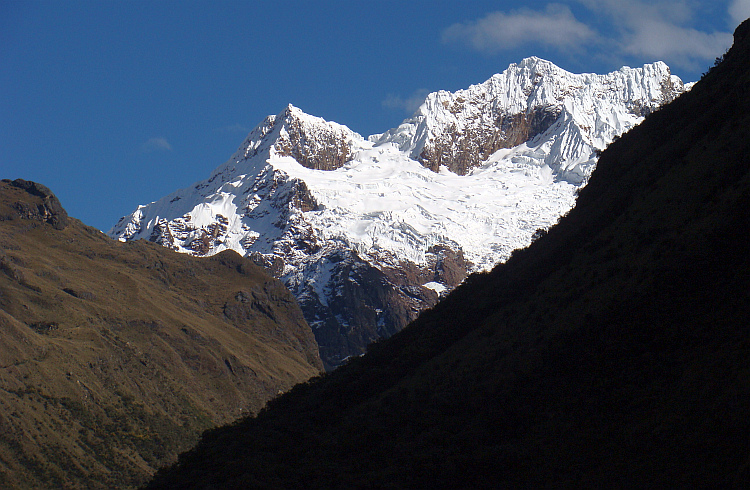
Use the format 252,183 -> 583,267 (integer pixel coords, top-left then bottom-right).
109,58 -> 689,369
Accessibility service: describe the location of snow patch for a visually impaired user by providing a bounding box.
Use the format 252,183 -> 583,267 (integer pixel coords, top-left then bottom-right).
423,282 -> 447,294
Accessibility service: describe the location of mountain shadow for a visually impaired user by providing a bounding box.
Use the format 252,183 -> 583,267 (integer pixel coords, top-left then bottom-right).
0,179 -> 322,488
147,20 -> 750,488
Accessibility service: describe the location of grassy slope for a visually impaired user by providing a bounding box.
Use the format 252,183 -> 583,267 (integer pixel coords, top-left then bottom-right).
148,20 -> 750,489
0,181 -> 322,488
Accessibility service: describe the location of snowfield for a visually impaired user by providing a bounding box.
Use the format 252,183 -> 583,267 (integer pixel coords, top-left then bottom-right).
109,57 -> 690,368
268,144 -> 578,271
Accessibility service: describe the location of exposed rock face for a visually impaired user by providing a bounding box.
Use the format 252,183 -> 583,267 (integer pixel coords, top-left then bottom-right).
372,57 -> 688,180
273,106 -> 355,171
224,104 -> 360,174
417,106 -> 562,174
109,58 -> 690,370
426,244 -> 470,286
286,246 -> 470,370
1,178 -> 69,229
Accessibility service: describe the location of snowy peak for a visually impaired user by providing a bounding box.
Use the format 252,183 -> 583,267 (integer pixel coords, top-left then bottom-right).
270,105 -> 367,171
372,58 -> 687,177
109,57 -> 691,369
495,57 -> 680,110
217,105 -> 367,179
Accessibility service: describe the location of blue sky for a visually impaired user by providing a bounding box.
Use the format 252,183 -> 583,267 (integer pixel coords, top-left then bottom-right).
2,0 -> 747,231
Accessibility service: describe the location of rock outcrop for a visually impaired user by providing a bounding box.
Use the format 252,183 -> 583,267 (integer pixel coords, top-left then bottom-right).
1,178 -> 69,229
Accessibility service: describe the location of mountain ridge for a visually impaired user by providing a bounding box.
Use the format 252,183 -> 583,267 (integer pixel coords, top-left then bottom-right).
110,57 -> 690,369
0,179 -> 322,488
146,19 -> 750,488
372,56 -> 686,178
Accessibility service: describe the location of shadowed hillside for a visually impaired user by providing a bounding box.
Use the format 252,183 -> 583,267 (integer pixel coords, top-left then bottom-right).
147,19 -> 750,489
0,179 -> 322,488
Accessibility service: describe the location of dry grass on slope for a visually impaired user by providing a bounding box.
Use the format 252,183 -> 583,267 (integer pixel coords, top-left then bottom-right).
0,179 -> 322,488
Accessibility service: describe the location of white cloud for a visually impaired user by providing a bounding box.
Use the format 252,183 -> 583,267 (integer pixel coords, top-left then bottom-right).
573,0 -> 732,69
142,137 -> 172,152
729,0 -> 750,26
442,4 -> 596,53
444,1 -> 734,71
382,89 -> 430,114
620,18 -> 732,68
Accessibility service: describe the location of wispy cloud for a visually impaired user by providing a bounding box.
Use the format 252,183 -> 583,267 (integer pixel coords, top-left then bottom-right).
577,0 -> 733,69
141,137 -> 172,152
382,89 -> 431,114
442,4 -> 596,53
619,19 -> 732,68
729,0 -> 750,27
443,1 -> 734,72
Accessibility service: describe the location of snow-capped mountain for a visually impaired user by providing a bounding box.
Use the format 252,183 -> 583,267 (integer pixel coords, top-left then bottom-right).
110,57 -> 690,369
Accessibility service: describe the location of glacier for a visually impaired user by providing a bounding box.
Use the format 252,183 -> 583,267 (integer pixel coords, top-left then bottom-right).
109,57 -> 690,369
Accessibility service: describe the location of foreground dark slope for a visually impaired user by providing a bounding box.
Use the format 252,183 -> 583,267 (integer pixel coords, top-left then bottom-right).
150,21 -> 750,488
0,179 -> 322,488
